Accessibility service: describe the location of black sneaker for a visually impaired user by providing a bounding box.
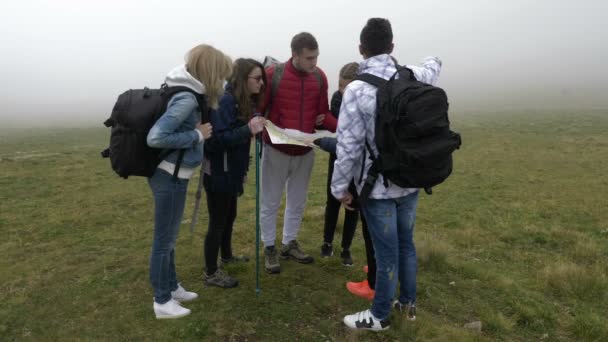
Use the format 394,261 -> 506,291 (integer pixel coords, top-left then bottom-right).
320,242 -> 333,257
393,300 -> 416,321
340,249 -> 353,266
264,246 -> 281,274
280,240 -> 314,264
204,269 -> 238,288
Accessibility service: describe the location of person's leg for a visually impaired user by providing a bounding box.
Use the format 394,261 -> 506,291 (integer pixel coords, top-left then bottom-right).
341,209 -> 359,250
361,198 -> 399,321
323,154 -> 340,246
204,189 -> 231,275
280,150 -> 315,263
260,145 -> 289,247
282,150 -> 315,245
220,194 -> 238,260
361,214 -> 377,290
148,170 -> 189,304
340,182 -> 359,266
396,191 -> 419,306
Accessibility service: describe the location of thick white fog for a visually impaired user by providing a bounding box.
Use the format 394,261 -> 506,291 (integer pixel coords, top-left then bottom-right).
0,0 -> 606,127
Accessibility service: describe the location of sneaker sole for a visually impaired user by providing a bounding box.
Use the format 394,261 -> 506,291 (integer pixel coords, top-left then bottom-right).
343,319 -> 390,331
265,267 -> 281,274
172,296 -> 198,303
342,262 -> 354,267
280,254 -> 314,264
204,281 -> 239,288
155,311 -> 191,319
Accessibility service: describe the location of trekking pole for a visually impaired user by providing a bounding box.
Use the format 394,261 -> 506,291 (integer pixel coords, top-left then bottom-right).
190,160 -> 206,234
255,133 -> 261,296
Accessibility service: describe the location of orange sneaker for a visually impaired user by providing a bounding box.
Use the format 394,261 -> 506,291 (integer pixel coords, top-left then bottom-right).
347,280 -> 368,292
346,280 -> 375,300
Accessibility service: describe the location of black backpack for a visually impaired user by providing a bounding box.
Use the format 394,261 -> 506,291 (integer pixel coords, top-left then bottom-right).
101,84 -> 208,179
356,66 -> 461,202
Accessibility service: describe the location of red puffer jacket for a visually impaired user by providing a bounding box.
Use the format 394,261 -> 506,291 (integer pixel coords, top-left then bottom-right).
261,58 -> 337,156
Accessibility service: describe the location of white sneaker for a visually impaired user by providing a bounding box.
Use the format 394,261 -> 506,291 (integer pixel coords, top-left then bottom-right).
153,299 -> 191,319
343,309 -> 390,331
171,283 -> 198,302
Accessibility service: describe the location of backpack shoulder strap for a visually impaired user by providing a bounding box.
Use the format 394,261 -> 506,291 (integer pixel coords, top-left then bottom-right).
396,66 -> 417,81
355,73 -> 387,88
265,63 -> 285,117
161,84 -> 210,123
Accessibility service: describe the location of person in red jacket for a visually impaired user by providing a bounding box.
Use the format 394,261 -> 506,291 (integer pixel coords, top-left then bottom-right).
259,32 -> 336,274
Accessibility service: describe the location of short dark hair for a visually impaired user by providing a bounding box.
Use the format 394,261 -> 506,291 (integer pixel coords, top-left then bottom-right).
291,32 -> 318,54
360,18 -> 393,56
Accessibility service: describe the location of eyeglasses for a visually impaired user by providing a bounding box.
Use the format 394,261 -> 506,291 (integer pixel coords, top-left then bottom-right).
248,75 -> 264,83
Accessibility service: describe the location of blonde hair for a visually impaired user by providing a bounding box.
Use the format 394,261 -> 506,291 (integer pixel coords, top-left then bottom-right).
339,62 -> 359,81
186,44 -> 232,109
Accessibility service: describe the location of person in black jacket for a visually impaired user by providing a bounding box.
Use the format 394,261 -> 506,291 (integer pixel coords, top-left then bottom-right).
320,62 -> 360,266
315,134 -> 377,300
202,58 -> 266,288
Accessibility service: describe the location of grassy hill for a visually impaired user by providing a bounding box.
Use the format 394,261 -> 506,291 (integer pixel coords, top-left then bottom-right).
1,111 -> 607,341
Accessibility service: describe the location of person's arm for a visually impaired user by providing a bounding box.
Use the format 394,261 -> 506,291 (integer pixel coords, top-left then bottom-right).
313,137 -> 337,154
330,85 -> 365,200
330,91 -> 342,117
316,70 -> 337,132
406,56 -> 442,86
147,92 -> 202,149
204,96 -> 252,153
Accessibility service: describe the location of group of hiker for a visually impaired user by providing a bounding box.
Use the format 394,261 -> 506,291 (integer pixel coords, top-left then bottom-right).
142,17 -> 455,331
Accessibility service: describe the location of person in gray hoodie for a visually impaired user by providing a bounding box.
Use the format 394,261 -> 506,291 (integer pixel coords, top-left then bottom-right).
146,44 -> 232,319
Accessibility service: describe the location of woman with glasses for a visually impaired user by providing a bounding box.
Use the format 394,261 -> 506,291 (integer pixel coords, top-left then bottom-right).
202,58 -> 266,288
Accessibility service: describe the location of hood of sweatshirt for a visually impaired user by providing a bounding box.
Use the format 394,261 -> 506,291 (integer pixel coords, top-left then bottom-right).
164,64 -> 206,94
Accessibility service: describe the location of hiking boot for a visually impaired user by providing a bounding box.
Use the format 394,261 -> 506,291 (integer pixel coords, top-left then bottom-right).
264,246 -> 281,274
204,269 -> 239,288
346,280 -> 375,300
171,283 -> 198,302
153,299 -> 191,319
219,255 -> 250,267
343,309 -> 390,331
341,249 -> 353,266
320,242 -> 333,257
393,300 -> 416,321
280,240 -> 314,264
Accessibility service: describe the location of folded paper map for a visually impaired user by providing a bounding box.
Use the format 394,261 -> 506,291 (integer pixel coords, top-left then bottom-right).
264,121 -> 336,147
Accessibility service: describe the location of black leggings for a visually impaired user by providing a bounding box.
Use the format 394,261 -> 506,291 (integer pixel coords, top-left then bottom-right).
204,190 -> 237,275
323,153 -> 358,249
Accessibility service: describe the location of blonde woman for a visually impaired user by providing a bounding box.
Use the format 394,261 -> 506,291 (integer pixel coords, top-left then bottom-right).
146,44 -> 232,319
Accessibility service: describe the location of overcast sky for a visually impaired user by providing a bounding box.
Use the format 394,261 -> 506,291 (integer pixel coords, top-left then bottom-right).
1,0 -> 606,126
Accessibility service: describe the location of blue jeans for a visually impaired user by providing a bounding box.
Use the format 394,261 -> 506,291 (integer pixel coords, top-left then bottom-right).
361,191 -> 419,320
148,169 -> 189,304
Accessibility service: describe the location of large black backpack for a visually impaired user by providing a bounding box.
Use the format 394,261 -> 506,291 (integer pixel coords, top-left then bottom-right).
101,84 -> 208,179
357,66 -> 461,202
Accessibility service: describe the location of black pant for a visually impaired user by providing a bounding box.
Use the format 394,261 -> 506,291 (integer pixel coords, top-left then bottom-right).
359,212 -> 376,290
323,153 -> 358,250
204,190 -> 237,275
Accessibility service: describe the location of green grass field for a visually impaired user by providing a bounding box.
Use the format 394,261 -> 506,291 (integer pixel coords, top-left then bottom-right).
1,111 -> 607,341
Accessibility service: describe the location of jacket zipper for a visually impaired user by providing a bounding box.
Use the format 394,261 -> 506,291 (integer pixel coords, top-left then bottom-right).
300,78 -> 304,130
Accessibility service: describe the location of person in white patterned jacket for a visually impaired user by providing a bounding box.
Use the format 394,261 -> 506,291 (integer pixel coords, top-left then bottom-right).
331,18 -> 442,331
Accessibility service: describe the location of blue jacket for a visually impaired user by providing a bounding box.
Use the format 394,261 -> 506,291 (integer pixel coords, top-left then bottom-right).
203,89 -> 253,195
147,91 -> 203,168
